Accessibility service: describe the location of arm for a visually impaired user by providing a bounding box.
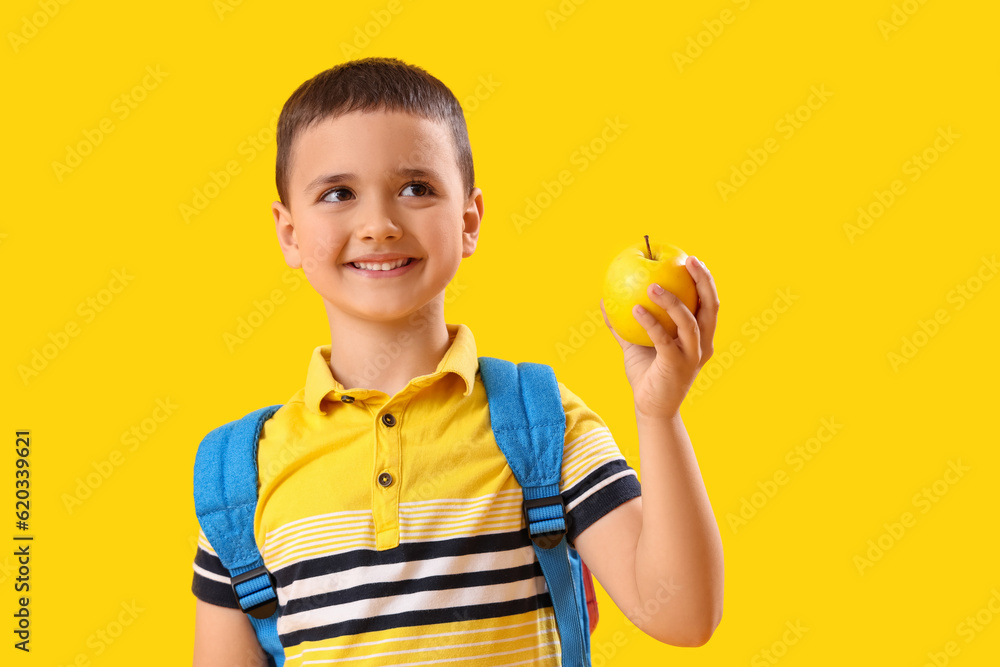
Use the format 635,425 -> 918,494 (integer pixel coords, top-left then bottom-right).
575,413 -> 723,647
193,599 -> 269,667
633,410 -> 723,645
576,255 -> 723,646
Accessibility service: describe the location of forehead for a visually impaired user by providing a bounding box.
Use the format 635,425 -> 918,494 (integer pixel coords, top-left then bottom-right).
289,110 -> 456,185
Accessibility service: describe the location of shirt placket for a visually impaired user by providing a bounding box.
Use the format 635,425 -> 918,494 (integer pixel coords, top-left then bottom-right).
372,400 -> 402,550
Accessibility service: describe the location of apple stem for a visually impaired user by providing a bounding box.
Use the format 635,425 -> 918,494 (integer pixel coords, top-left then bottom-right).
644,235 -> 652,259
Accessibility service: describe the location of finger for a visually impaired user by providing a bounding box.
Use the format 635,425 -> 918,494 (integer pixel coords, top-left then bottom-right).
644,282 -> 700,360
599,298 -> 632,350
631,302 -> 675,354
687,256 -> 720,355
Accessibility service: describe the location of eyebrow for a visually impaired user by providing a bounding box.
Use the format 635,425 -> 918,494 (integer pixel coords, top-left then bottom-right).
305,167 -> 445,193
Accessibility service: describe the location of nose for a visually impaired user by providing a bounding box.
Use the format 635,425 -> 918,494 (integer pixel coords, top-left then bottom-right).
355,195 -> 402,242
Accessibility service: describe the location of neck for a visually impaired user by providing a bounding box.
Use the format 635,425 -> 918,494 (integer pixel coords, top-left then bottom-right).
322,299 -> 452,398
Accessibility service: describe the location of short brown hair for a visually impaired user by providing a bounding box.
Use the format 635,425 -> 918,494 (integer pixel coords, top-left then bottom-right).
275,57 -> 475,207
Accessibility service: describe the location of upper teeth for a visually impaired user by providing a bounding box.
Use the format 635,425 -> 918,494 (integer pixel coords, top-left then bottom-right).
352,258 -> 410,271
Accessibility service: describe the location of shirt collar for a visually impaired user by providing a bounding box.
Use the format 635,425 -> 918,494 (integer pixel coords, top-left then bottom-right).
304,322 -> 479,415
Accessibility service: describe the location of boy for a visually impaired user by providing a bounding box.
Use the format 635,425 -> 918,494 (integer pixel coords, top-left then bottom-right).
192,57 -> 723,665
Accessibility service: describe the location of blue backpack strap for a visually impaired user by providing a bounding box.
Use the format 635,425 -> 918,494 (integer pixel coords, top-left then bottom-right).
478,357 -> 590,667
193,404 -> 285,667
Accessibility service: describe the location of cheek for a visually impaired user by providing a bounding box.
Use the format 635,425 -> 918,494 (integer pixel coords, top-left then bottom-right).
307,232 -> 341,262
426,233 -> 462,267
297,230 -> 345,274
430,220 -> 464,253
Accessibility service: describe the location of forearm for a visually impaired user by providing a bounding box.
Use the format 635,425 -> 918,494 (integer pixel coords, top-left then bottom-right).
631,409 -> 724,646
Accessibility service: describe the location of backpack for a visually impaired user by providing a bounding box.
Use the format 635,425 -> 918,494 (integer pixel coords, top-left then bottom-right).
194,357 -> 598,666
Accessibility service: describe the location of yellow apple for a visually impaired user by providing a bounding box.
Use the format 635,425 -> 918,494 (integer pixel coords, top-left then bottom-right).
602,236 -> 698,346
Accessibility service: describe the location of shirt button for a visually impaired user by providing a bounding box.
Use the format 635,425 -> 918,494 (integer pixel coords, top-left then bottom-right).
377,472 -> 394,487
381,413 -> 396,427
341,395 -> 355,403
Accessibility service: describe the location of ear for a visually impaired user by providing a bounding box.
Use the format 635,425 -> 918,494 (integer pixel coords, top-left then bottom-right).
461,188 -> 483,258
272,200 -> 302,269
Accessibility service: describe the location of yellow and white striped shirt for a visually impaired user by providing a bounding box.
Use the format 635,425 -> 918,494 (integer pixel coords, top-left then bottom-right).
192,322 -> 641,666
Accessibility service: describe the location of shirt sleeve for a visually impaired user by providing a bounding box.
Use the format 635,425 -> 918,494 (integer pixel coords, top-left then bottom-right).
191,527 -> 241,609
557,381 -> 642,547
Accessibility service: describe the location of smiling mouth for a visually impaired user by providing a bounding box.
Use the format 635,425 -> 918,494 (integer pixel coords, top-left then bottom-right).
346,257 -> 417,272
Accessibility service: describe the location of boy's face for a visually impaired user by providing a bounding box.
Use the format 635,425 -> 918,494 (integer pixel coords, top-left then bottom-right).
273,110 -> 482,326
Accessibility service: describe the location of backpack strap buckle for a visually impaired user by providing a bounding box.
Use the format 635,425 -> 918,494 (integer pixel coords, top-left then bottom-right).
231,565 -> 278,619
523,494 -> 570,550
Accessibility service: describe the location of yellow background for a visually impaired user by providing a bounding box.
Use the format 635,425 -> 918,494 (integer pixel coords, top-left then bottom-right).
3,0 -> 998,664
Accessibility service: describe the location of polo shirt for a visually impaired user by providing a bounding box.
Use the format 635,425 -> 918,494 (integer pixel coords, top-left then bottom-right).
192,322 -> 642,666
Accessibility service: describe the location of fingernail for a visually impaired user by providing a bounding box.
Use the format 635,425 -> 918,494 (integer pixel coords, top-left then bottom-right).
651,283 -> 664,295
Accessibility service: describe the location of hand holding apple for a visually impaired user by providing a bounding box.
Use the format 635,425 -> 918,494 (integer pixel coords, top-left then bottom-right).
599,237 -> 720,419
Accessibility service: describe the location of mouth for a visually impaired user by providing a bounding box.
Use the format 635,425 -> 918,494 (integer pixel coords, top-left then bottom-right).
344,257 -> 419,277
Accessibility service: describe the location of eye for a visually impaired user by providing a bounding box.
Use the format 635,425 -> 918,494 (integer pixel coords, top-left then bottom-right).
320,187 -> 354,203
401,180 -> 435,197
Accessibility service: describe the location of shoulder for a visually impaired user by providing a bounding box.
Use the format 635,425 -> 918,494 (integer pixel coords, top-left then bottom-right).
553,380 -> 640,544
554,379 -> 612,433
198,401 -> 293,442
555,379 -> 586,408
194,401 -> 297,497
